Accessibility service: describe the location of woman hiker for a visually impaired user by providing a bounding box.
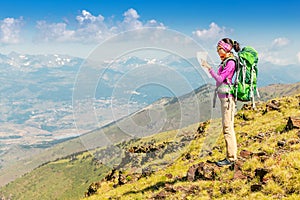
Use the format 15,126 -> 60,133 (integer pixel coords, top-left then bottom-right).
201,38 -> 240,167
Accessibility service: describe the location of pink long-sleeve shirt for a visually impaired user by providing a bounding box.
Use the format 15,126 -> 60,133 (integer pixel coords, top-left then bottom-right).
209,60 -> 236,98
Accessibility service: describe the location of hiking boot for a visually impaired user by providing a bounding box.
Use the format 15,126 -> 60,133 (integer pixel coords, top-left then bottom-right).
215,158 -> 235,167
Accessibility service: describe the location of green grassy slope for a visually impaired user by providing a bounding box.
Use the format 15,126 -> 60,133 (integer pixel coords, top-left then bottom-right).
1,94 -> 299,199
82,94 -> 300,200
259,82 -> 300,101
0,83 -> 213,187
0,150 -> 111,199
1,82 -> 299,188
1,83 -> 300,199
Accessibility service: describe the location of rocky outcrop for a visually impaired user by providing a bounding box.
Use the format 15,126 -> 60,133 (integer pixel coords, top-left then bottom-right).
186,162 -> 217,181
286,116 -> 300,130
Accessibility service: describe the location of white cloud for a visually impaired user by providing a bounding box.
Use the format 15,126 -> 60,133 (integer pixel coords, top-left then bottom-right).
0,17 -> 24,44
124,8 -> 140,21
35,21 -> 76,42
272,37 -> 290,47
119,8 -> 143,31
76,10 -> 105,25
35,10 -> 109,43
258,37 -> 296,65
145,19 -> 165,28
297,52 -> 300,63
260,52 -> 288,65
74,10 -> 110,42
259,49 -> 297,65
34,8 -> 166,44
192,22 -> 231,40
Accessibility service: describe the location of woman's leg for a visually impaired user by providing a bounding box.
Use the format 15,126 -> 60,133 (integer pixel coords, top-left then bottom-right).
220,97 -> 237,161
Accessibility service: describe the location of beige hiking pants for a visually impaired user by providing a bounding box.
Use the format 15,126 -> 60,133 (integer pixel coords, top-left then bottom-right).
220,97 -> 237,161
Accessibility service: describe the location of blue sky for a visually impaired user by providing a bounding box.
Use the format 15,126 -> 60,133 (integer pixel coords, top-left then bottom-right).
1,0 -> 300,65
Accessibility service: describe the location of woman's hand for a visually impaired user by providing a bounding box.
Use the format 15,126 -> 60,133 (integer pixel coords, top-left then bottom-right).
201,59 -> 212,70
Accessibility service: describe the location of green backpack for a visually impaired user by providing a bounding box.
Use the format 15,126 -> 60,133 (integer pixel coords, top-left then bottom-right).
222,46 -> 260,107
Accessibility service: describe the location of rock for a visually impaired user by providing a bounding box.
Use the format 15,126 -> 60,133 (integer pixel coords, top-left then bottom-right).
241,103 -> 253,110
105,168 -> 117,181
85,182 -> 101,197
287,139 -> 300,145
251,184 -> 263,192
238,112 -> 254,121
271,100 -> 280,107
255,168 -> 269,182
186,162 -> 216,181
240,150 -> 252,159
196,120 -> 210,138
141,166 -> 154,177
187,163 -> 200,181
253,151 -> 267,157
264,101 -> 281,113
118,171 -> 126,186
164,184 -> 176,193
165,173 -> 173,179
175,185 -> 199,195
286,116 -> 300,130
234,170 -> 247,179
233,161 -> 247,180
152,190 -> 167,199
255,133 -> 265,140
185,152 -> 192,160
277,141 -> 286,147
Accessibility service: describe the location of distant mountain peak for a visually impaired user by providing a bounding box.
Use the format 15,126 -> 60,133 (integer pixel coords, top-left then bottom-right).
0,52 -> 83,68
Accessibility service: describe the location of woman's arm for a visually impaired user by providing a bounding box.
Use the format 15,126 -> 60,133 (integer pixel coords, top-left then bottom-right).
209,60 -> 235,84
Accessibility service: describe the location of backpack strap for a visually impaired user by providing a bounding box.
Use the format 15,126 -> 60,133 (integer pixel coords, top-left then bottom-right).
212,56 -> 237,108
221,56 -> 237,70
221,56 -> 239,103
221,56 -> 237,85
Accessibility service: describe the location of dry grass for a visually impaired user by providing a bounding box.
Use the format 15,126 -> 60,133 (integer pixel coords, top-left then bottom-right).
84,94 -> 300,200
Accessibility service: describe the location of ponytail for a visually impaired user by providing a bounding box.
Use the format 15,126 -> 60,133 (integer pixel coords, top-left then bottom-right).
232,40 -> 241,52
